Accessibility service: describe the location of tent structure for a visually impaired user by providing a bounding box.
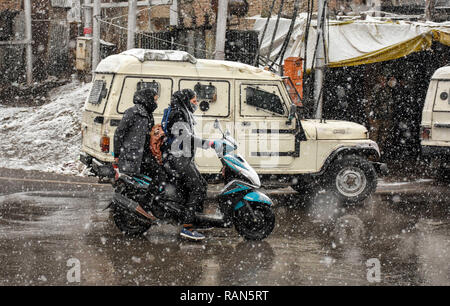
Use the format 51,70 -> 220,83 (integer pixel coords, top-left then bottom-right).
250,13 -> 450,70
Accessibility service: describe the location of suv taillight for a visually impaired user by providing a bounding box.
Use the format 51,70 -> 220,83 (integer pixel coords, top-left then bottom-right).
100,136 -> 110,152
420,127 -> 431,140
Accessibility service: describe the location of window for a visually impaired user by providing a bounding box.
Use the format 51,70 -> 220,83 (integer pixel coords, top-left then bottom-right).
244,86 -> 285,115
85,74 -> 113,114
434,81 -> 450,112
137,80 -> 160,95
179,79 -> 230,117
194,82 -> 217,101
88,80 -> 107,105
117,77 -> 173,114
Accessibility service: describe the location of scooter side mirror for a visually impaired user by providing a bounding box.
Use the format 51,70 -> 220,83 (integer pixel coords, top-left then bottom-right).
214,119 -> 225,135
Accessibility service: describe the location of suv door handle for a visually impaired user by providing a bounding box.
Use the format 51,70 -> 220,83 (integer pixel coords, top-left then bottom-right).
242,121 -> 251,126
94,116 -> 104,124
434,123 -> 450,128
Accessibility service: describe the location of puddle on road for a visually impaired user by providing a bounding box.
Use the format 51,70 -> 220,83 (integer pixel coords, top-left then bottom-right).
0,188 -> 448,285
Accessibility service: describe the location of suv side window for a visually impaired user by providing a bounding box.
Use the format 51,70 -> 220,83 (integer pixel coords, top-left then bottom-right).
434,80 -> 450,111
85,74 -> 114,114
240,83 -> 287,117
179,79 -> 230,117
117,76 -> 173,115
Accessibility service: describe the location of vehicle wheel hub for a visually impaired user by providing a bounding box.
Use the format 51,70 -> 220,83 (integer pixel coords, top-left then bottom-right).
336,167 -> 367,197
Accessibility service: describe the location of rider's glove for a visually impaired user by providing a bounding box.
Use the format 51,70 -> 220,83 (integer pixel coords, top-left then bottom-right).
209,140 -> 224,153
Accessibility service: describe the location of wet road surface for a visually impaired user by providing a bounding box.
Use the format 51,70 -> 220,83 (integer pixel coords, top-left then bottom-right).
0,169 -> 448,285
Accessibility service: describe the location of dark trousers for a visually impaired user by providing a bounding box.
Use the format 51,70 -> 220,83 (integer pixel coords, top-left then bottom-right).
140,156 -> 168,195
167,155 -> 207,224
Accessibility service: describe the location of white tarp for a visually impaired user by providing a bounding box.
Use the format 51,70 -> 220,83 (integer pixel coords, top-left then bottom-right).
251,13 -> 450,69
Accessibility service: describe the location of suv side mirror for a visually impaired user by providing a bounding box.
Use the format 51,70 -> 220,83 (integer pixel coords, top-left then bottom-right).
286,104 -> 297,125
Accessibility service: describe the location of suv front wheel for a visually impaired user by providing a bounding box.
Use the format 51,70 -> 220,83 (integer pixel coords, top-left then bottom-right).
326,154 -> 377,204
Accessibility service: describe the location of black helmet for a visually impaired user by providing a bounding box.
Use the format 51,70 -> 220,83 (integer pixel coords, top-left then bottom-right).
133,88 -> 158,113
181,88 -> 197,113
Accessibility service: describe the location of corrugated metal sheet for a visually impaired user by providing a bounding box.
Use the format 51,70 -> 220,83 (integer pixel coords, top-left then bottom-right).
47,20 -> 70,75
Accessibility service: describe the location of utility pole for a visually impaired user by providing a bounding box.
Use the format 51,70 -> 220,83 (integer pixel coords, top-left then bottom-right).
214,0 -> 228,60
83,0 -> 92,37
170,0 -> 178,26
92,0 -> 101,74
127,0 -> 137,50
314,0 -> 326,119
24,0 -> 32,85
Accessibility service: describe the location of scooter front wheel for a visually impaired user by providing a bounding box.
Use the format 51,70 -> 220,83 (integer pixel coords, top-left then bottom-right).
112,206 -> 152,236
234,202 -> 275,241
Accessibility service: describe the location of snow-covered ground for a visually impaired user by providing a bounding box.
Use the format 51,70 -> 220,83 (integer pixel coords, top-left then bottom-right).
0,80 -> 91,175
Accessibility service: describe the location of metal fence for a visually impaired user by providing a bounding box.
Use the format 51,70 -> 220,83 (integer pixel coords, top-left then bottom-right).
225,30 -> 259,66
135,28 -> 259,65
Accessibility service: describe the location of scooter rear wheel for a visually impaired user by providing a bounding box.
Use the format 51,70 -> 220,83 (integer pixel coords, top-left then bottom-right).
112,206 -> 152,236
234,202 -> 275,241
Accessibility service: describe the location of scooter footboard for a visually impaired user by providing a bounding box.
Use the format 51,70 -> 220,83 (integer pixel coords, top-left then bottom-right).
234,191 -> 273,211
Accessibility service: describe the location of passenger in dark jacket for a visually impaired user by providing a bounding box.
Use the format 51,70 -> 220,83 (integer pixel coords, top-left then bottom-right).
164,89 -> 215,241
113,88 -> 159,176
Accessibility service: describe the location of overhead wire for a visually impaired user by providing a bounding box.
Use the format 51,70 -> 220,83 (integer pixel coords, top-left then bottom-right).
271,0 -> 302,73
267,0 -> 285,67
253,0 -> 277,66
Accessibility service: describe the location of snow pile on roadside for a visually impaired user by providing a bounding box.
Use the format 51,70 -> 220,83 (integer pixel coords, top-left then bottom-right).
0,80 -> 92,175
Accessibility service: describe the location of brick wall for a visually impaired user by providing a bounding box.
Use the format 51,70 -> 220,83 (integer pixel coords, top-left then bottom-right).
0,0 -> 21,11
150,0 -> 314,30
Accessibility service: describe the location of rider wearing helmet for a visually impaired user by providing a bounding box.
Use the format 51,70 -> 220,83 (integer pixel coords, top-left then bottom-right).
163,89 -> 219,241
113,88 -> 160,178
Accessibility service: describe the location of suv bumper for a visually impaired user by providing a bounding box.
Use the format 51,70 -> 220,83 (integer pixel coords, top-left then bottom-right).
372,162 -> 388,176
80,152 -> 115,178
422,145 -> 450,159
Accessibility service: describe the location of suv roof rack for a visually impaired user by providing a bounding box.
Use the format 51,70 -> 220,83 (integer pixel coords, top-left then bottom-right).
121,49 -> 197,64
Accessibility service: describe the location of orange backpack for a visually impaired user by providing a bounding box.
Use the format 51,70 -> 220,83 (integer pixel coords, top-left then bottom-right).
150,124 -> 165,165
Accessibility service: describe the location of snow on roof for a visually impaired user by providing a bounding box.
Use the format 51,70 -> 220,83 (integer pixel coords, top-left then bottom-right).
95,48 -> 278,80
432,65 -> 450,79
120,49 -> 197,64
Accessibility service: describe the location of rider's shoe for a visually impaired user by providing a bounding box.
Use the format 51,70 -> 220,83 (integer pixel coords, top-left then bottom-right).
180,227 -> 205,241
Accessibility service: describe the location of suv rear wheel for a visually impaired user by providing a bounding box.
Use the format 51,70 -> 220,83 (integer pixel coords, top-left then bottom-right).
326,155 -> 377,204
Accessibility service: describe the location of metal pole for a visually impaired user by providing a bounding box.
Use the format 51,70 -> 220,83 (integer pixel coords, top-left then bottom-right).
214,0 -> 228,60
24,0 -> 32,85
425,0 -> 435,21
314,0 -> 326,119
148,5 -> 153,32
92,0 -> 100,73
127,0 -> 137,50
83,0 -> 92,37
170,0 -> 178,26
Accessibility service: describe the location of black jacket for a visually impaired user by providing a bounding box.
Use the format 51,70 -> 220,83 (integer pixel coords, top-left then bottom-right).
164,91 -> 208,160
113,90 -> 157,174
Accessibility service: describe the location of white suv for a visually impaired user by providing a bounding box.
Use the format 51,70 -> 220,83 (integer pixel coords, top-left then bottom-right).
80,49 -> 386,203
421,65 -> 450,179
